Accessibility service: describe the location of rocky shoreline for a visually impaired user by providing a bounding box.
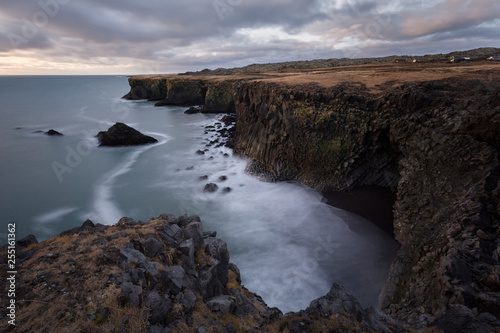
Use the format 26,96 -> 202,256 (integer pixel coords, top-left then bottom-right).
117,60 -> 500,331
2,58 -> 499,331
1,215 -> 402,332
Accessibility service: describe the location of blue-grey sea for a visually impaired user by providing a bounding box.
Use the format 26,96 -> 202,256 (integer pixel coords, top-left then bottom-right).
0,75 -> 398,313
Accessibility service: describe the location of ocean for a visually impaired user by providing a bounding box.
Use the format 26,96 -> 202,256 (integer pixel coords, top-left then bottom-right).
0,75 -> 398,313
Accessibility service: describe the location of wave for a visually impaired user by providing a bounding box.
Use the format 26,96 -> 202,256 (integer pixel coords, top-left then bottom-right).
34,206 -> 79,224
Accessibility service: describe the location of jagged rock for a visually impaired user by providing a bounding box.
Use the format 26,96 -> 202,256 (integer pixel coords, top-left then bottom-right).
59,219 -> 99,236
44,129 -> 63,136
16,235 -> 38,248
207,295 -> 236,315
145,290 -> 172,325
218,175 -> 228,181
180,289 -> 197,310
183,222 -> 204,251
96,122 -> 157,146
204,237 -> 229,286
199,261 -> 225,299
161,266 -> 187,294
179,239 -> 195,264
222,187 -> 232,193
162,223 -> 181,238
158,213 -> 177,223
176,214 -> 201,227
121,282 -> 143,308
119,247 -> 163,275
142,237 -> 163,257
203,231 -> 217,238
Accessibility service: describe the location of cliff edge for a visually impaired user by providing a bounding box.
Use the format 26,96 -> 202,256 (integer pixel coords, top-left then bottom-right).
121,60 -> 500,331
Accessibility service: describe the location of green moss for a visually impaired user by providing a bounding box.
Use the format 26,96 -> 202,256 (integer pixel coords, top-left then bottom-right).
292,101 -> 335,128
315,138 -> 352,159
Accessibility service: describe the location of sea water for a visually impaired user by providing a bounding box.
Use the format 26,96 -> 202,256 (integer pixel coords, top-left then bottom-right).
0,75 -> 398,313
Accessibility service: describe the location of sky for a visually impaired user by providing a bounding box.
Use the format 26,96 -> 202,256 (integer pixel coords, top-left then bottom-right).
0,0 -> 499,75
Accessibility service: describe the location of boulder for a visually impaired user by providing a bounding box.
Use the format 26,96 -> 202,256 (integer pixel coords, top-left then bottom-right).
204,183 -> 219,193
206,295 -> 236,315
142,237 -> 163,257
96,122 -> 157,146
16,235 -> 38,248
44,129 -> 63,136
145,290 -> 172,325
184,106 -> 203,114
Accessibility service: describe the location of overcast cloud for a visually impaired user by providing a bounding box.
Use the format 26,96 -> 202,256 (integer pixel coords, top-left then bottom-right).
0,0 -> 499,74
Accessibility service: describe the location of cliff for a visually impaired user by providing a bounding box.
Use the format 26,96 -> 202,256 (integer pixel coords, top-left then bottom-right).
231,63 -> 500,329
109,61 -> 500,330
123,75 -> 251,113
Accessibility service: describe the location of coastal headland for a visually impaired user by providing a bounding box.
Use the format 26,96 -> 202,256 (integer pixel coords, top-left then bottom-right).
2,51 -> 500,331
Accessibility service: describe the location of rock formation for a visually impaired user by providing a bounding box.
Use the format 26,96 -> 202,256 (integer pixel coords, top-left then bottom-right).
120,60 -> 500,330
44,129 -> 63,136
1,215 -> 403,332
231,71 -> 500,328
96,122 -> 158,147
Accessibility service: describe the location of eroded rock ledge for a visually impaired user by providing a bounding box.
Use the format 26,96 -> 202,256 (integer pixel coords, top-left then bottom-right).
122,62 -> 500,331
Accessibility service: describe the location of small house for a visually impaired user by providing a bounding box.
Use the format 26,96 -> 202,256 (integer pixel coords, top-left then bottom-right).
487,56 -> 500,61
394,59 -> 407,63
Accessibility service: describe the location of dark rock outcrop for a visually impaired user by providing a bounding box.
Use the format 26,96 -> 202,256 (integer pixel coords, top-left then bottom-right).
204,183 -> 219,193
44,129 -> 63,136
184,105 -> 203,114
123,76 -> 245,113
96,122 -> 158,147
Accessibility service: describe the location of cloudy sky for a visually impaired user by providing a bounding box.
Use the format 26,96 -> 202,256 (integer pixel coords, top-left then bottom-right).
0,0 -> 499,74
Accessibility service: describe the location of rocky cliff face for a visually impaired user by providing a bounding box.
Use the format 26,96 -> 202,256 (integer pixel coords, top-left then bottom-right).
123,76 -> 242,113
233,77 -> 500,328
111,63 -> 500,330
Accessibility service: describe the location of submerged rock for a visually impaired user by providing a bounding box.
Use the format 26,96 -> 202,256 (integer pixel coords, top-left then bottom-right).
204,183 -> 219,193
184,106 -> 203,114
96,122 -> 157,146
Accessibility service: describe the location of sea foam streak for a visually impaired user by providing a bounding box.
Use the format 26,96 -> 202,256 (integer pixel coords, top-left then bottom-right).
89,133 -> 172,224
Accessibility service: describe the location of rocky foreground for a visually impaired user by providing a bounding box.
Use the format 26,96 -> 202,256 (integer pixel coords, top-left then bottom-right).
1,215 -> 406,332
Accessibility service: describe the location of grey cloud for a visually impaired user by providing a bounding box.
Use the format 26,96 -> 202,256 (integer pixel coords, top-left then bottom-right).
398,0 -> 500,38
0,0 -> 499,74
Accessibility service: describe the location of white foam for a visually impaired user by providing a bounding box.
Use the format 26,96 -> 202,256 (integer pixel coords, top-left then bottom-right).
34,206 -> 78,224
151,116 -> 399,313
90,134 -> 172,224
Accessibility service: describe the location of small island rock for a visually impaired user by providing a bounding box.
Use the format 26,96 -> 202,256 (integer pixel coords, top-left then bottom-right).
96,122 -> 158,147
45,129 -> 63,136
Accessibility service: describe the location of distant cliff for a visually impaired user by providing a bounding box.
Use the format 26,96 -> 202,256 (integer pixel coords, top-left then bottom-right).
123,75 -> 244,113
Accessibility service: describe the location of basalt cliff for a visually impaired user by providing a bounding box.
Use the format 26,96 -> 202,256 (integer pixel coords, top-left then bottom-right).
120,61 -> 500,331
2,60 -> 499,332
